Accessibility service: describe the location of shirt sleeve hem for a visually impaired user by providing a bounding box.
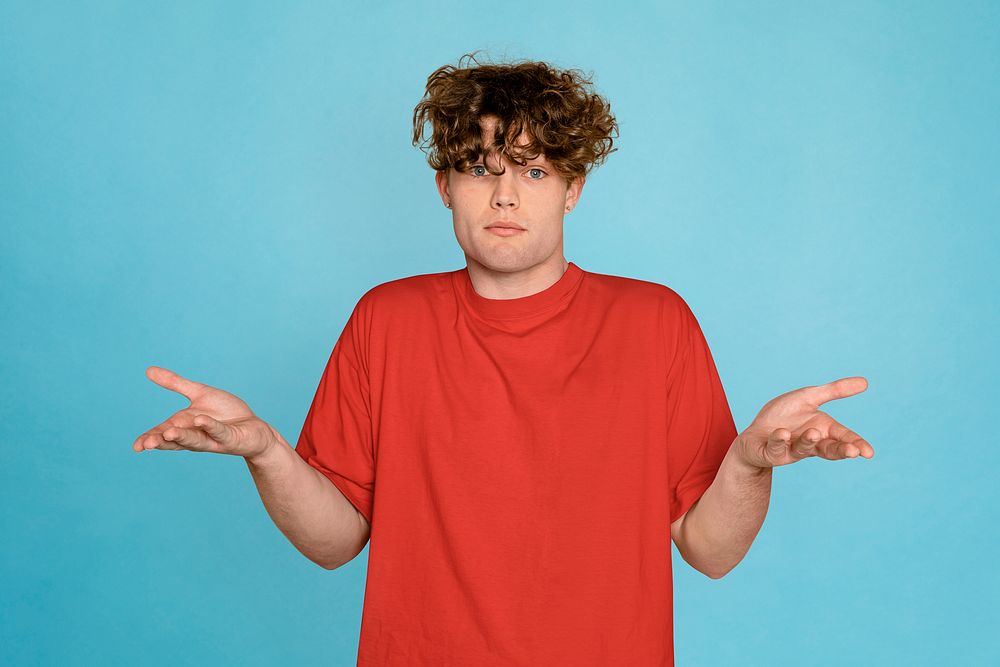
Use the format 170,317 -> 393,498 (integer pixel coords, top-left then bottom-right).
670,471 -> 717,524
301,455 -> 374,526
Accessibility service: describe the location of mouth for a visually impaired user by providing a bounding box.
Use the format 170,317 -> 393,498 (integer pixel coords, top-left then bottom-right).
486,220 -> 525,230
486,226 -> 525,237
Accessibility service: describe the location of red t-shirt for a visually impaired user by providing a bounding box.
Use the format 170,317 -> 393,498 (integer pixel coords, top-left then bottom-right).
295,260 -> 738,666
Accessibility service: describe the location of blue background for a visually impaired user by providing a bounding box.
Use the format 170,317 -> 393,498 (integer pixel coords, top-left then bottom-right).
2,1 -> 997,665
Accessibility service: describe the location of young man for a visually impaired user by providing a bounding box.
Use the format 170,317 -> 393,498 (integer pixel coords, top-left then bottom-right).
133,54 -> 874,666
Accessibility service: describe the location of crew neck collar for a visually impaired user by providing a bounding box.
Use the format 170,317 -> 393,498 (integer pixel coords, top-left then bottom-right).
453,261 -> 585,320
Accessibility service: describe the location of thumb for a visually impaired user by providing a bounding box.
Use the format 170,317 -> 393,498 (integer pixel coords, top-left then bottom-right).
146,365 -> 205,400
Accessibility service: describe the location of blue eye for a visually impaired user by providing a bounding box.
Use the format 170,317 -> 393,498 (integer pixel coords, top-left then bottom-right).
470,165 -> 545,179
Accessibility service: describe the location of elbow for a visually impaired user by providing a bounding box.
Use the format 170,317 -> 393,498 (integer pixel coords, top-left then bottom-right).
314,553 -> 357,570
704,567 -> 729,580
682,549 -> 737,579
318,554 -> 351,570
315,523 -> 370,571
678,544 -> 734,580
321,561 -> 344,571
317,542 -> 366,570
308,548 -> 351,571
702,558 -> 742,580
311,554 -> 342,570
681,555 -> 730,580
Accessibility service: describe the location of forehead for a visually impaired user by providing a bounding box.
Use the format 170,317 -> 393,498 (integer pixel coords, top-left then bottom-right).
477,115 -> 548,162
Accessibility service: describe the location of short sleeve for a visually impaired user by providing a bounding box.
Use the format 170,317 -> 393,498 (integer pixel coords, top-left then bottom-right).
664,297 -> 738,524
294,298 -> 375,525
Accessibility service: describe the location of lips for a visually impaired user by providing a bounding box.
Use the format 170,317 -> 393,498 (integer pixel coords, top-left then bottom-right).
485,221 -> 525,230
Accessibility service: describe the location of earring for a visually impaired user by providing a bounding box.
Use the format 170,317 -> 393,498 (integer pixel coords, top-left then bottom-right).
446,202 -> 451,208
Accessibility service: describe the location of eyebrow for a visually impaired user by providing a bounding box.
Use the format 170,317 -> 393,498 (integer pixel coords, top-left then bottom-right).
470,158 -> 549,168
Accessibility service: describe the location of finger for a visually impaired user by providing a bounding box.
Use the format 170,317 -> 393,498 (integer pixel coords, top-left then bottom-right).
789,428 -> 822,460
806,376 -> 869,406
132,433 -> 149,452
813,437 -> 866,460
764,427 -> 792,463
162,425 -> 220,452
134,431 -> 180,452
145,365 -> 206,401
854,438 -> 875,459
827,423 -> 875,459
838,439 -> 862,459
133,409 -> 193,452
192,414 -> 236,447
840,437 -> 875,459
133,415 -> 180,452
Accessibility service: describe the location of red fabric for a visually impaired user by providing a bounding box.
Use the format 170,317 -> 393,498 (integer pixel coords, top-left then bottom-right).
295,261 -> 738,666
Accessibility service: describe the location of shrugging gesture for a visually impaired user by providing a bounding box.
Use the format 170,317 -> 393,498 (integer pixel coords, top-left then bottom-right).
735,376 -> 874,469
132,365 -> 277,461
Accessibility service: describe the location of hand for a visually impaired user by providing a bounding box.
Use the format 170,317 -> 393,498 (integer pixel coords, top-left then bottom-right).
734,376 -> 874,470
132,365 -> 278,460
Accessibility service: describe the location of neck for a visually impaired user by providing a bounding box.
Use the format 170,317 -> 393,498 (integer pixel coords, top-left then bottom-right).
465,255 -> 569,300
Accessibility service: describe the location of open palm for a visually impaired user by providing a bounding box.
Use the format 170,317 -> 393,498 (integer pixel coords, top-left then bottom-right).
132,365 -> 274,459
735,376 -> 875,469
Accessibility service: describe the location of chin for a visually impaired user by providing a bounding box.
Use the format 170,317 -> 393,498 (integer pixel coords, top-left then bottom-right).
476,255 -> 523,273
457,232 -> 559,272
477,248 -> 554,274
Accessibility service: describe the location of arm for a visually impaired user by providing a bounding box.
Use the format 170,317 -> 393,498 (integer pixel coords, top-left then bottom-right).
246,428 -> 371,570
671,376 -> 874,579
670,442 -> 771,579
134,365 -> 369,571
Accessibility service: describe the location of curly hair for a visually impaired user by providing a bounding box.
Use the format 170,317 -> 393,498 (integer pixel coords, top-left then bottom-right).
412,51 -> 619,186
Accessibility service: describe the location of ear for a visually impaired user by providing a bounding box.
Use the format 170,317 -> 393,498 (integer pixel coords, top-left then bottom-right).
435,169 -> 451,208
564,175 -> 585,213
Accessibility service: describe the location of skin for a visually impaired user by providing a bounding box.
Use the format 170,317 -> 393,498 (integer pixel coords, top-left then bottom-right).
435,114 -> 585,300
131,116 -> 588,457
734,376 -> 875,468
672,376 -> 875,578
131,367 -> 276,456
133,111 -> 874,581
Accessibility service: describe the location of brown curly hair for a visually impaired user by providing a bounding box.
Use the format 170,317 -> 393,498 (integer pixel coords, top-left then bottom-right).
412,51 -> 619,186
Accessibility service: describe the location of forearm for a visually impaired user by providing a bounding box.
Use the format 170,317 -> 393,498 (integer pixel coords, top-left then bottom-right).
244,429 -> 369,569
677,441 -> 772,579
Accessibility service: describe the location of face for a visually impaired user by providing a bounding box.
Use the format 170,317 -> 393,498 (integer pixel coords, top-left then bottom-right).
435,115 -> 584,274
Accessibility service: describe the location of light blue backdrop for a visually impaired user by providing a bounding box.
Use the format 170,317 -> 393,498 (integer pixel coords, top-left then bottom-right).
2,1 -> 997,665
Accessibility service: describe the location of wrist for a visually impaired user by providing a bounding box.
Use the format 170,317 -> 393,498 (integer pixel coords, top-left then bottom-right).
245,424 -> 288,468
727,437 -> 772,477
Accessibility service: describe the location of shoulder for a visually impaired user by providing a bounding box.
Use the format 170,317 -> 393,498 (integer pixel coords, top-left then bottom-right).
352,268 -> 457,320
582,266 -> 694,321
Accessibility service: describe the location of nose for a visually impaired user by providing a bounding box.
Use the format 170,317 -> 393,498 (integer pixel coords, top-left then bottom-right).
491,169 -> 519,210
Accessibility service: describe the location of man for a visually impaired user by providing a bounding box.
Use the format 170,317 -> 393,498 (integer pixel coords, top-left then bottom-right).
133,53 -> 874,666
